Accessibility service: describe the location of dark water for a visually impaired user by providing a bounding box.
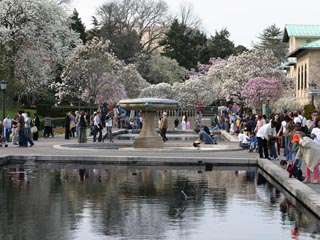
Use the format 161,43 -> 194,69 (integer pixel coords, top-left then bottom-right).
0,165 -> 319,240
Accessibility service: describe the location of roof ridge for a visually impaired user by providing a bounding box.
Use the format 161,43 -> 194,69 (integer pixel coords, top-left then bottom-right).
285,24 -> 320,27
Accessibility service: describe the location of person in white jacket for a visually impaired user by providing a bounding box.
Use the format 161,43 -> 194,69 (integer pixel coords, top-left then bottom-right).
256,120 -> 276,159
295,136 -> 320,183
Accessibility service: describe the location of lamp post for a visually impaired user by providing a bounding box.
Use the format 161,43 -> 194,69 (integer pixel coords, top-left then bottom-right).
309,81 -> 317,106
266,96 -> 270,120
89,94 -> 94,115
0,80 -> 7,147
258,93 -> 263,115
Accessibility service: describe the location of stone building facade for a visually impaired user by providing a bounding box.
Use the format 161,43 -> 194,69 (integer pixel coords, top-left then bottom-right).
283,24 -> 320,107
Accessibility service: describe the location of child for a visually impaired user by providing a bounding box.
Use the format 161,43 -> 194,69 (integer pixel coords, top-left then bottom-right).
247,132 -> 257,152
230,122 -> 235,135
280,160 -> 305,182
289,123 -> 306,168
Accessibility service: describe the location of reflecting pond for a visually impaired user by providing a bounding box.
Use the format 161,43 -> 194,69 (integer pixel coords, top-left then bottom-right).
0,165 -> 319,240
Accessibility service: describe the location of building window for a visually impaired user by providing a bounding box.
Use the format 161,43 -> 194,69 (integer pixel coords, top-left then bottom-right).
298,67 -> 300,90
301,65 -> 303,90
305,64 -> 307,89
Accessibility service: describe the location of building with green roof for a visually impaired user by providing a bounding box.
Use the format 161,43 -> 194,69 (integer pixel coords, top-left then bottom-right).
283,24 -> 320,106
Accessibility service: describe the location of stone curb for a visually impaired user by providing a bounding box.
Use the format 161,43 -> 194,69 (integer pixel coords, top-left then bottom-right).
258,158 -> 320,217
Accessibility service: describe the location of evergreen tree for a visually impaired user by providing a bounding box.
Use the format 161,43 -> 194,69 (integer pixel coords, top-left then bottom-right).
207,28 -> 235,59
253,24 -> 288,62
159,19 -> 208,70
233,45 -> 248,56
70,9 -> 87,44
87,16 -> 100,40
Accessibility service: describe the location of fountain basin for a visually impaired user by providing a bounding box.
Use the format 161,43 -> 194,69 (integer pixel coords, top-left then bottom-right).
118,98 -> 179,148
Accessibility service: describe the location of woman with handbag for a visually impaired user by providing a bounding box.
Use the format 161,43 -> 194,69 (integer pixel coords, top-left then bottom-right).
32,112 -> 40,141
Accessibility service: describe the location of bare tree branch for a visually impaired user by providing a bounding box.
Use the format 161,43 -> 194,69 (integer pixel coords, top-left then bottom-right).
97,0 -> 170,55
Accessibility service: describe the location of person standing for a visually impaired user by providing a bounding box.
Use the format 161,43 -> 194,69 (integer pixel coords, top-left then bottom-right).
311,118 -> 320,144
181,115 -> 186,130
75,111 -> 80,138
93,111 -> 102,142
17,111 -> 27,147
65,112 -> 70,140
105,111 -> 113,142
139,111 -> 143,129
254,115 -> 265,133
78,110 -> 87,143
256,120 -> 277,159
3,114 -> 12,142
273,114 -> 282,156
24,112 -> 34,147
277,115 -> 292,159
294,135 -> 320,183
174,117 -> 179,130
44,114 -> 53,138
308,110 -> 318,133
245,115 -> 256,133
32,112 -> 40,141
69,112 -> 76,138
11,115 -> 18,145
289,123 -> 306,168
159,112 -> 168,142
134,113 -> 141,130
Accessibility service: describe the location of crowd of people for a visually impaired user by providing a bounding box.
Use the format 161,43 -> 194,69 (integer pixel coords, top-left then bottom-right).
2,105 -> 320,179
216,106 -> 320,183
1,111 -> 39,147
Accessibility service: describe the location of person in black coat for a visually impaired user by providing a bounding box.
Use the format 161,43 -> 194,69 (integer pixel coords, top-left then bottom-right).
32,112 -> 40,141
65,112 -> 70,140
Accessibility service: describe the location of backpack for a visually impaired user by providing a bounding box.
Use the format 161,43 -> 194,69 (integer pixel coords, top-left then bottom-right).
299,117 -> 308,134
301,125 -> 309,134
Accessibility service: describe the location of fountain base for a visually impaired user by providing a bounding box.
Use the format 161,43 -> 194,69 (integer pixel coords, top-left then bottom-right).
133,136 -> 163,148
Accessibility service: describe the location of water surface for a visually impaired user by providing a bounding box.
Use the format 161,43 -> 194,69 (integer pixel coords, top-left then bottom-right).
0,166 -> 319,240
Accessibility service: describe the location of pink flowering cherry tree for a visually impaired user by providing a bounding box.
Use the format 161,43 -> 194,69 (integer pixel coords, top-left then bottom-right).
241,77 -> 282,113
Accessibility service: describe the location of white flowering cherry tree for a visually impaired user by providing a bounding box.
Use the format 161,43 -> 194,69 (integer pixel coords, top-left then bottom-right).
0,0 -> 81,103
139,77 -> 215,108
55,37 -> 150,105
206,50 -> 281,106
138,83 -> 175,99
173,77 -> 215,108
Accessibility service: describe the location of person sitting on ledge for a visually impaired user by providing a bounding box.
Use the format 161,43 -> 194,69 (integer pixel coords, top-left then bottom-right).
193,126 -> 217,147
236,130 -> 250,150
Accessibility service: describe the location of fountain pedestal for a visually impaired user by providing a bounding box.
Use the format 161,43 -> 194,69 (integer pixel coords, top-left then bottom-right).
119,98 -> 179,148
133,110 -> 162,148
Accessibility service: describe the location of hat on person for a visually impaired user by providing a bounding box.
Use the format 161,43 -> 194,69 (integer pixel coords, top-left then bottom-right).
291,133 -> 300,143
163,112 -> 167,116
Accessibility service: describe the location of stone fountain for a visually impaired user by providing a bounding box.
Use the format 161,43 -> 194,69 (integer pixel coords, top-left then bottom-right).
118,98 -> 180,148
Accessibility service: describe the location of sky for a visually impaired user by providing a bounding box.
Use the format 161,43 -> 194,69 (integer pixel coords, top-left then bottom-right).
70,0 -> 320,48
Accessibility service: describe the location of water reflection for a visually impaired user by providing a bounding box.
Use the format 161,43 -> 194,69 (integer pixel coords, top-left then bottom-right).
0,166 -> 319,240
